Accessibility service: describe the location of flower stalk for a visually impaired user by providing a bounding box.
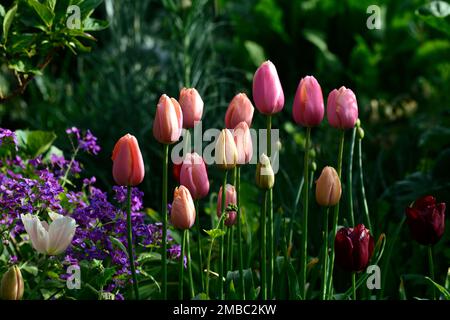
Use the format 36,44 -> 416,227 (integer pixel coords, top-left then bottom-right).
126,185 -> 139,300
161,143 -> 169,299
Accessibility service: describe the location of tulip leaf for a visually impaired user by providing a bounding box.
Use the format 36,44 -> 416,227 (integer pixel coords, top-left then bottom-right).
425,277 -> 450,300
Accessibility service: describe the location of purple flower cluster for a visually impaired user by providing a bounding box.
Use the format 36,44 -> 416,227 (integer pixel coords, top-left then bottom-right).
0,128 -> 17,148
66,127 -> 101,155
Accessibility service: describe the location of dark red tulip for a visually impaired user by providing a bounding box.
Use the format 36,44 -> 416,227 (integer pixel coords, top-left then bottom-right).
172,162 -> 182,183
405,195 -> 446,246
335,224 -> 374,272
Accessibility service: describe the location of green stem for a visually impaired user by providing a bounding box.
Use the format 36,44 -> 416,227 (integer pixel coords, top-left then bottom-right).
348,127 -> 356,226
219,170 -> 228,299
352,273 -> 356,300
260,191 -> 267,300
61,146 -> 79,188
195,200 -> 204,292
229,226 -> 234,272
358,138 -> 372,231
321,207 -> 329,300
327,130 -> 345,299
301,127 -> 311,299
161,144 -> 169,299
179,230 -> 186,300
186,230 -> 195,298
236,167 -> 245,299
428,246 -> 436,300
126,186 -> 139,300
266,115 -> 274,299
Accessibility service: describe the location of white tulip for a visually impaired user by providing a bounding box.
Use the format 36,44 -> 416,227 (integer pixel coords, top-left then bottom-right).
20,213 -> 77,255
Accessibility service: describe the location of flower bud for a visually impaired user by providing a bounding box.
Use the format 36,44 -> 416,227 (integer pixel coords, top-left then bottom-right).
292,76 -> 324,127
233,121 -> 253,165
111,134 -> 145,186
225,93 -> 254,129
315,166 -> 341,207
335,224 -> 374,272
170,186 -> 196,230
179,88 -> 204,129
215,129 -> 238,170
0,265 -> 24,300
327,86 -> 359,129
252,61 -> 285,115
256,154 -> 274,190
153,94 -> 183,144
406,195 -> 446,245
180,152 -> 210,200
357,127 -> 365,140
217,184 -> 237,227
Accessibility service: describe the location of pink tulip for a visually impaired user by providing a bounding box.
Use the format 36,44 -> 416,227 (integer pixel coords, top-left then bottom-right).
179,88 -> 204,129
180,152 -> 210,200
111,134 -> 145,186
327,86 -> 359,129
225,93 -> 255,129
217,184 -> 237,227
252,61 -> 285,115
153,94 -> 183,144
233,121 -> 253,165
171,186 -> 196,229
292,76 -> 324,127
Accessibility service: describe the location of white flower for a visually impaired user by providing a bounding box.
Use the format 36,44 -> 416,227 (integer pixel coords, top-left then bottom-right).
20,213 -> 77,255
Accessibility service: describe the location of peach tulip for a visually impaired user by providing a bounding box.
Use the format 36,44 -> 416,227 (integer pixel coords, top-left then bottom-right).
171,186 -> 196,229
225,93 -> 254,129
153,94 -> 183,144
315,166 -> 342,207
112,134 -> 145,186
179,88 -> 204,129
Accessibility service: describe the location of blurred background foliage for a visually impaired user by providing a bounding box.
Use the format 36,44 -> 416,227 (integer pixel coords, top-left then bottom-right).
0,0 -> 449,299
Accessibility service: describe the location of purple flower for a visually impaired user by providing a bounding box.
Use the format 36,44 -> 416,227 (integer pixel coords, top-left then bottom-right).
66,127 -> 100,155
0,128 -> 18,149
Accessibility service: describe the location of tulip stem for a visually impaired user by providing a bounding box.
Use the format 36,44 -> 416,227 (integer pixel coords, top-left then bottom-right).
126,185 -> 139,300
266,114 -> 274,299
301,127 -> 311,299
358,138 -> 372,231
428,246 -> 436,300
352,273 -> 356,300
321,207 -> 329,300
261,190 -> 267,300
348,127 -> 356,226
162,143 -> 169,299
179,230 -> 186,300
195,200 -> 204,292
236,166 -> 245,299
186,230 -> 195,298
327,130 -> 345,299
219,170 -> 228,299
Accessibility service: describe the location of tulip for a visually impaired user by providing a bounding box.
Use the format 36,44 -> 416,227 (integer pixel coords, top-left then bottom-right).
173,162 -> 182,183
327,86 -> 358,129
406,195 -> 446,246
111,134 -> 145,186
233,122 -> 253,165
252,61 -> 285,115
21,213 -> 76,255
0,266 -> 24,300
316,166 -> 342,207
179,88 -> 204,129
171,186 -> 196,229
217,184 -> 237,227
292,76 -> 324,127
335,224 -> 374,272
225,93 -> 255,129
153,94 -> 183,144
180,152 -> 210,200
256,154 -> 274,190
215,129 -> 238,170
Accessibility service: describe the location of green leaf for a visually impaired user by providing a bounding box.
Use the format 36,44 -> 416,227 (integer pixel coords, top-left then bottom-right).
3,4 -> 17,42
192,293 -> 210,300
416,1 -> 450,36
15,130 -> 57,158
27,0 -> 55,28
78,0 -> 104,20
0,5 -> 5,17
204,228 -> 226,239
425,277 -> 450,300
82,18 -> 109,31
137,252 -> 162,263
44,145 -> 64,162
109,236 -> 129,258
244,41 -> 266,67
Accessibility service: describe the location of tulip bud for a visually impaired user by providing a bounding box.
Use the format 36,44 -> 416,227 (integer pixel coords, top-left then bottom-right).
405,195 -> 446,245
315,166 -> 342,207
311,161 -> 317,172
0,265 -> 24,300
327,86 -> 359,129
179,88 -> 204,129
153,94 -> 183,144
217,184 -> 237,227
335,224 -> 374,272
252,61 -> 285,115
171,186 -> 196,230
356,118 -> 361,128
225,93 -> 255,129
233,122 -> 253,165
256,154 -> 274,190
292,76 -> 324,127
111,134 -> 145,186
180,152 -> 210,200
215,129 -> 238,170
